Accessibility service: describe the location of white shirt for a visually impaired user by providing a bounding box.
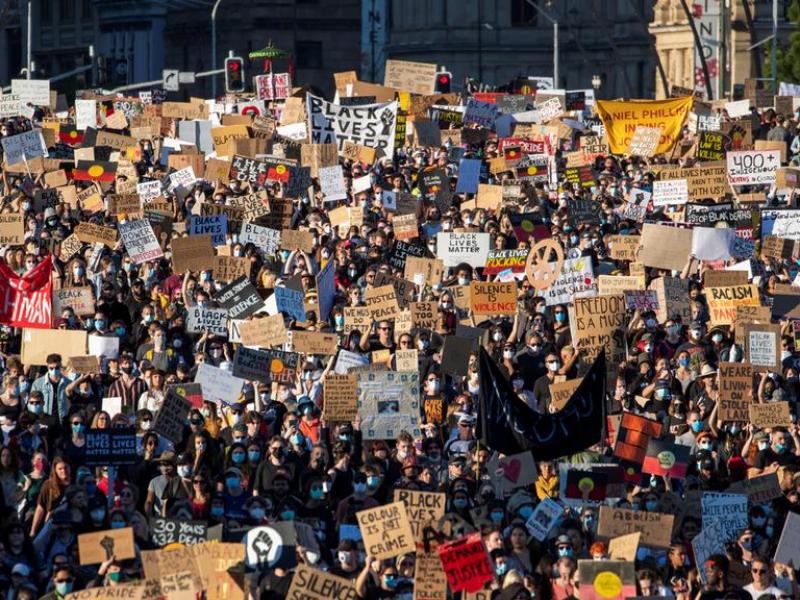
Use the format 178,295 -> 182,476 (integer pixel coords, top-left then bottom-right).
742,582 -> 784,600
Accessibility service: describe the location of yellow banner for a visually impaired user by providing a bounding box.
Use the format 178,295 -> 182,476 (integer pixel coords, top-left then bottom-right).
595,97 -> 693,155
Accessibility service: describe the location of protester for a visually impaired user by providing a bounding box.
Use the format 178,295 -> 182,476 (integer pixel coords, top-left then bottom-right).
0,66 -> 798,600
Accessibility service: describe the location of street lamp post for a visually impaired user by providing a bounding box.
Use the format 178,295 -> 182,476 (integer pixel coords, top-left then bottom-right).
211,0 -> 223,98
26,0 -> 32,79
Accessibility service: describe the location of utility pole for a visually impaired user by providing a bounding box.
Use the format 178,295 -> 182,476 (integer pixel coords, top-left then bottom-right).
525,1 -> 558,88
211,0 -> 223,98
26,0 -> 32,79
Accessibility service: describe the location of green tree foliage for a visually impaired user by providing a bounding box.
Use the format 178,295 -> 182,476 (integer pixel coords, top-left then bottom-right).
764,0 -> 800,83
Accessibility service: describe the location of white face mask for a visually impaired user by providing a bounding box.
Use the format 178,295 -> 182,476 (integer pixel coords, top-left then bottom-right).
140,420 -> 152,431
492,332 -> 503,342
547,361 -> 560,372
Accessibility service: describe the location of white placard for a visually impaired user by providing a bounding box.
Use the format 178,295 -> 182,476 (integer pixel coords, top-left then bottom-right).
724,99 -> 751,118
0,95 -> 24,118
652,179 -> 689,206
239,222 -> 281,255
726,150 -> 780,186
75,99 -> 97,131
169,166 -> 197,190
118,220 -> 164,264
319,165 -> 348,201
436,232 -> 491,267
11,79 -> 50,106
194,362 -> 245,406
187,306 -> 229,335
690,227 -> 734,261
137,180 -> 162,203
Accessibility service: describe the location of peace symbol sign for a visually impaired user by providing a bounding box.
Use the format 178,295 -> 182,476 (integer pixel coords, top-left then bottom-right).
525,239 -> 565,291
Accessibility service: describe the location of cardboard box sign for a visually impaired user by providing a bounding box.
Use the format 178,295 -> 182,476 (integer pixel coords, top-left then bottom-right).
356,501 -> 416,560
78,527 -> 136,565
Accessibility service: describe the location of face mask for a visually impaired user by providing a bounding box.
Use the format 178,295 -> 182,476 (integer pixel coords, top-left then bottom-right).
335,315 -> 345,327
547,361 -> 560,372
72,423 -> 85,435
503,350 -> 514,359
457,277 -> 469,286
492,331 -> 503,342
354,482 -> 367,494
232,452 -> 245,464
90,508 -> 106,522
95,320 -> 107,330
211,506 -> 224,517
655,388 -> 670,400
699,441 -> 713,451
49,367 -> 61,378
558,547 -> 574,558
56,582 -> 73,595
108,571 -> 121,583
490,511 -> 504,522
367,475 -> 380,488
110,521 -> 125,529
495,563 -> 508,576
645,500 -> 658,511
555,312 -> 567,324
774,443 -> 787,453
751,516 -> 766,527
758,441 -> 769,451
291,433 -> 303,446
226,476 -> 240,489
140,420 -> 152,431
280,510 -> 295,520
310,488 -> 325,500
691,330 -> 702,340
519,505 -> 534,519
250,508 -> 265,520
646,319 -> 657,328
782,350 -> 792,361
440,301 -> 452,309
30,404 -> 43,415
690,421 -> 703,433
418,340 -> 429,350
766,525 -> 774,537
427,381 -> 440,394
453,498 -> 468,509
678,357 -> 690,367
177,466 -> 191,478
711,333 -> 723,344
384,576 -> 397,590
73,267 -> 85,277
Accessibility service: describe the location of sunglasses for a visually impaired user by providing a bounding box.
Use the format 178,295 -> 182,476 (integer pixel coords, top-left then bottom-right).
752,568 -> 767,574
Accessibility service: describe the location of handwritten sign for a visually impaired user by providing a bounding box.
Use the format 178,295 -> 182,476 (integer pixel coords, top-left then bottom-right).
356,501 -> 415,560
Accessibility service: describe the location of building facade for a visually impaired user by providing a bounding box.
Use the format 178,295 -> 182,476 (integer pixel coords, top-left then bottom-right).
382,0 -> 659,99
648,0 -> 793,100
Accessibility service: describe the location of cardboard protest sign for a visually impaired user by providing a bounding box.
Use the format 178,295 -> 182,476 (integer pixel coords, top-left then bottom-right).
53,286 -> 94,316
572,295 -> 627,370
744,323 -> 781,370
719,362 -> 753,421
288,330 -> 338,355
395,349 -> 418,372
597,506 -> 674,548
118,220 -> 163,264
322,374 -> 358,420
356,371 -> 420,440
245,522 -> 297,570
187,306 -> 228,335
286,565 -> 356,600
0,214 -> 24,245
638,224 -> 694,271
414,551 -> 448,600
172,234 -> 214,274
628,126 -> 662,157
365,285 -> 402,322
650,276 -> 691,324
240,222 -> 281,255
608,532 -> 640,562
78,527 -> 136,564
749,401 -> 791,428
75,223 -> 118,248
488,451 -> 538,496
0,129 -> 47,164
469,281 -> 516,315
274,283 -> 306,322
213,256 -> 250,282
549,377 -> 583,412
578,560 -> 637,600
153,389 -> 191,443
393,489 -> 446,544
22,328 -> 87,366
69,355 -> 100,374
383,59 -> 437,95
608,235 -> 641,262
356,501 -> 415,560
652,179 -> 689,206
623,290 -> 658,313
483,249 -> 528,275
597,275 -> 645,296
706,284 -> 760,326
438,533 -> 494,593
727,472 -> 782,505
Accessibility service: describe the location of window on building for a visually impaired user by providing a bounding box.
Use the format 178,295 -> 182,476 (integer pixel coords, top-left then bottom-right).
295,41 -> 322,69
60,0 -> 76,19
511,0 -> 537,27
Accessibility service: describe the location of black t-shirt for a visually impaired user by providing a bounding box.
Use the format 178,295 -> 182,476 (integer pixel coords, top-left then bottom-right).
532,374 -> 553,413
754,447 -> 800,469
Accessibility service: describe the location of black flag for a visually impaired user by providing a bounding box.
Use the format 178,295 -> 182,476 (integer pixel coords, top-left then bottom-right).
476,348 -> 606,460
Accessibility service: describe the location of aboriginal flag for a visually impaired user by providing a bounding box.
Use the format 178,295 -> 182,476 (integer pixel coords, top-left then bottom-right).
642,439 -> 690,480
58,125 -> 84,146
72,160 -> 117,182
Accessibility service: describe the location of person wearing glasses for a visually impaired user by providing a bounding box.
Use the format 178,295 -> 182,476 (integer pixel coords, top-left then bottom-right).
743,557 -> 787,600
40,564 -> 74,600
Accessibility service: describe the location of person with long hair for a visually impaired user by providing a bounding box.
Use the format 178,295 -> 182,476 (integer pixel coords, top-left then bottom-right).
30,457 -> 71,536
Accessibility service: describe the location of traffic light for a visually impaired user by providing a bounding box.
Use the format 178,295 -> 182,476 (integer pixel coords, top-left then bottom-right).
225,57 -> 245,93
436,71 -> 452,93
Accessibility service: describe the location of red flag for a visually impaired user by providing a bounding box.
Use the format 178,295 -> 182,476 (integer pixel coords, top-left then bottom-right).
0,255 -> 53,329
